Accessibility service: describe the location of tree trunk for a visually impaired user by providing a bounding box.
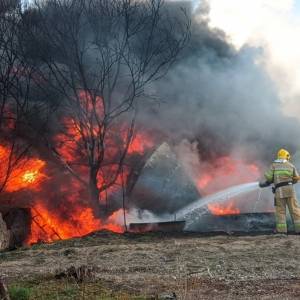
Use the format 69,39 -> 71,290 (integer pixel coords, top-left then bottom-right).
88,168 -> 106,218
88,180 -> 101,218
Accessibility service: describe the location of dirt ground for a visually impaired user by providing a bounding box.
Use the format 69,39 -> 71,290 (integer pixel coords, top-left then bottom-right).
1,232 -> 300,299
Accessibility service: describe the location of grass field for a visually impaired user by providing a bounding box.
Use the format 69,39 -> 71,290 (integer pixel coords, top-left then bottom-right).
1,232 -> 300,299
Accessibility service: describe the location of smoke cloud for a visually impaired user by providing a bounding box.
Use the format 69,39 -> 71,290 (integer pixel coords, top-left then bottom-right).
140,1 -> 300,166
205,0 -> 300,118
130,0 -> 300,214
19,1 -> 300,218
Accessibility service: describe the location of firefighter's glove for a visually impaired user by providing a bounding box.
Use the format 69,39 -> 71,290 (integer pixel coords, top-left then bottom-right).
259,181 -> 271,188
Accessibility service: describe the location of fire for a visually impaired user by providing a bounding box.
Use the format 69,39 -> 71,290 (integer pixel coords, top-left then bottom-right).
22,170 -> 39,183
128,132 -> 155,154
193,155 -> 261,216
197,174 -> 213,189
0,145 -> 46,193
207,201 -> 240,216
6,160 -> 46,192
27,203 -> 124,245
1,122 -> 261,244
195,156 -> 260,195
20,89 -> 155,244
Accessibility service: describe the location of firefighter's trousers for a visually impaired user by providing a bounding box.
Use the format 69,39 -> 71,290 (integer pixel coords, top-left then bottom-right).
275,197 -> 300,233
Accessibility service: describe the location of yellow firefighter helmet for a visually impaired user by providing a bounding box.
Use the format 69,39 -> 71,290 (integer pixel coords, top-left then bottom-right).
277,148 -> 291,161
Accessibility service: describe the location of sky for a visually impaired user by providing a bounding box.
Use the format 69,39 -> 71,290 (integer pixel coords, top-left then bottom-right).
295,1 -> 300,16
191,0 -> 300,118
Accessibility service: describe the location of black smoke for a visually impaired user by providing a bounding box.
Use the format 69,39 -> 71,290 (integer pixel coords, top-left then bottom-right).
139,1 -> 300,165
10,0 -> 300,219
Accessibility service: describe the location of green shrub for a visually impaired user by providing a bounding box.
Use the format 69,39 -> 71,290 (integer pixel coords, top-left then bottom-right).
9,286 -> 31,300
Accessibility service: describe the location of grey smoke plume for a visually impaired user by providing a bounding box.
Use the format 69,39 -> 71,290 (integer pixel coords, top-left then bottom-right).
141,1 -> 300,165
128,0 -> 300,215
21,0 -> 300,218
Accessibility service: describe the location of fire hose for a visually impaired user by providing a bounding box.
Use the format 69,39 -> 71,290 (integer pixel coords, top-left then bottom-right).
259,176 -> 300,193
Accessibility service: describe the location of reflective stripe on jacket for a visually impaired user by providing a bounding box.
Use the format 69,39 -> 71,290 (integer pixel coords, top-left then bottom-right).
264,159 -> 299,198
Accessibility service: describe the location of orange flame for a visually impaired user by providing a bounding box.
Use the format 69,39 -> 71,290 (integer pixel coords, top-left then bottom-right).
194,156 -> 260,215
27,203 -> 124,244
27,117 -> 153,243
1,89 -> 156,245
6,160 -> 46,192
0,145 -> 46,193
207,201 -> 240,216
128,132 -> 155,154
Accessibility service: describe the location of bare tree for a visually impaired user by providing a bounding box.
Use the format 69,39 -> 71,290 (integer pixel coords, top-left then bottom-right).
0,2 -> 33,196
20,0 -> 190,217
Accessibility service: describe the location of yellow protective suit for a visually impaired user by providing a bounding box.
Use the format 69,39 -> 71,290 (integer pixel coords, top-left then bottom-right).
264,159 -> 300,233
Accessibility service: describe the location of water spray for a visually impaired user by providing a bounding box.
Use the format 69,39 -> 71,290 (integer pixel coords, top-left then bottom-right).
176,181 -> 260,219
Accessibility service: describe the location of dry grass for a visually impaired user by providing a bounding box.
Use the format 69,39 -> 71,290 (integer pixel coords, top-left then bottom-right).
1,232 -> 300,299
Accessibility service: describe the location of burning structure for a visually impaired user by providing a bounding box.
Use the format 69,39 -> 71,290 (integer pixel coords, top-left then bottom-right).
1,0 -> 300,249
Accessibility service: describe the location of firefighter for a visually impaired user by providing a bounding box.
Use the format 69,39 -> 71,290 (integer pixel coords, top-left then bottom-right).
259,149 -> 300,234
